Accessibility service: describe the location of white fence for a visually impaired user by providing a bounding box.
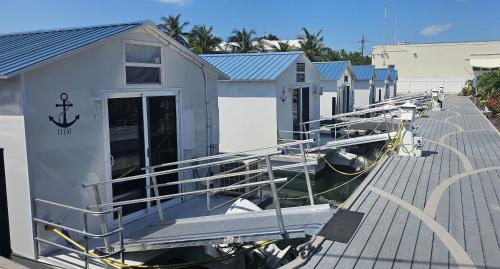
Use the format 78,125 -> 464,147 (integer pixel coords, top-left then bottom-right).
397,77 -> 471,95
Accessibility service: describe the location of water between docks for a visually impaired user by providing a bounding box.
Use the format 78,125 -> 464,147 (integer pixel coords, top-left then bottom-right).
270,141 -> 386,208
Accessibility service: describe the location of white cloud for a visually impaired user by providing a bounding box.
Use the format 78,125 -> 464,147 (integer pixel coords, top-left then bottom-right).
419,23 -> 453,37
157,0 -> 190,5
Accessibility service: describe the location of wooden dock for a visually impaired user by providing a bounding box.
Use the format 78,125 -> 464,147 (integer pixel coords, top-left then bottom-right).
303,96 -> 500,269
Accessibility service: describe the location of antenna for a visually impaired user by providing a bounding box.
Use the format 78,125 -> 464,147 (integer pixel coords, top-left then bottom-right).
383,0 -> 387,66
359,35 -> 367,56
394,17 -> 398,44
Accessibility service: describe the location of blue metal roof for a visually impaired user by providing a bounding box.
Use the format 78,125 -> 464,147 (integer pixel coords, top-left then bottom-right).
200,52 -> 303,80
389,68 -> 398,80
352,65 -> 375,81
0,22 -> 144,77
313,61 -> 350,81
375,68 -> 390,81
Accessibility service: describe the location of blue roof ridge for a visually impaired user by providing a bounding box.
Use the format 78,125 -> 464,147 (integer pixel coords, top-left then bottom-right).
200,51 -> 303,57
313,60 -> 350,64
0,20 -> 148,38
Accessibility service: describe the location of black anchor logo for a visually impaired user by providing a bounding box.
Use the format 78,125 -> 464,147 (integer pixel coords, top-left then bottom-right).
280,87 -> 287,103
49,92 -> 80,128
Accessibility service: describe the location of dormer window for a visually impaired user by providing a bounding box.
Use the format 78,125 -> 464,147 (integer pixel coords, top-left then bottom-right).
296,62 -> 305,82
125,42 -> 162,84
344,75 -> 349,82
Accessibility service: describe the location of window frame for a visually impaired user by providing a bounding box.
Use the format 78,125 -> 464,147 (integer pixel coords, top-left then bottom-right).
123,40 -> 164,87
296,62 -> 306,83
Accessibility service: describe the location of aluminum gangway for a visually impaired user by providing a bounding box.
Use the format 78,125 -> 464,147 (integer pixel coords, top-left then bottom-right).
32,140 -> 334,268
278,95 -> 429,153
353,94 -> 429,111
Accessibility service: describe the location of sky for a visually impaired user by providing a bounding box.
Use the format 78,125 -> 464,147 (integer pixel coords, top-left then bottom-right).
1,0 -> 500,54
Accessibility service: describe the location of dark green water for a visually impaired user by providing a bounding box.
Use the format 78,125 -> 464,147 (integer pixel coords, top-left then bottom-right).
273,141 -> 386,209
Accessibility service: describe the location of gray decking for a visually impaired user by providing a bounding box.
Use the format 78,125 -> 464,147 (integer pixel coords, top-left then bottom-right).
303,96 -> 500,269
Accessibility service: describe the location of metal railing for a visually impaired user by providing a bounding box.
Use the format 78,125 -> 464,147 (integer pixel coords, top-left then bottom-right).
279,106 -> 401,152
32,199 -> 125,269
82,140 -> 316,240
353,94 -> 429,111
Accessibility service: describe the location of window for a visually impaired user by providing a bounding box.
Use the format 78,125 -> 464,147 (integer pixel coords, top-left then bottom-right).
125,43 -> 162,84
388,64 -> 395,69
296,62 -> 305,82
344,75 -> 349,82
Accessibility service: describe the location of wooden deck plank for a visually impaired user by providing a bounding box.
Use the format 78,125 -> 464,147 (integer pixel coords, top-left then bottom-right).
302,96 -> 500,269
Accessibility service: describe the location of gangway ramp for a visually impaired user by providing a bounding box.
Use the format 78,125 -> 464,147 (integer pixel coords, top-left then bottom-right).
117,199 -> 333,251
309,132 -> 398,152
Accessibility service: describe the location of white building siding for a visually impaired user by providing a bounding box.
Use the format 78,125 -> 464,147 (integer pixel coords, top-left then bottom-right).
372,41 -> 500,93
353,80 -> 372,108
217,81 -> 277,152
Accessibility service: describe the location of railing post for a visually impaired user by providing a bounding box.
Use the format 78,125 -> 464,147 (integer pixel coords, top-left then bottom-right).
299,143 -> 315,205
91,185 -> 111,250
206,178 -> 211,215
118,208 -> 125,264
83,213 -> 89,269
150,169 -> 165,222
33,200 -> 40,260
264,155 -> 288,239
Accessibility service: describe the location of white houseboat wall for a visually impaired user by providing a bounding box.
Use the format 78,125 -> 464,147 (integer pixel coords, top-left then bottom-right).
201,52 -> 321,152
389,68 -> 398,97
0,21 -> 227,261
313,61 -> 355,117
374,68 -> 392,102
352,65 -> 376,109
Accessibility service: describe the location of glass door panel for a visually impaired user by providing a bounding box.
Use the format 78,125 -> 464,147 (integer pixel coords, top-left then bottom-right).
301,87 -> 310,139
292,88 -> 301,140
107,97 -> 147,217
146,96 -> 179,197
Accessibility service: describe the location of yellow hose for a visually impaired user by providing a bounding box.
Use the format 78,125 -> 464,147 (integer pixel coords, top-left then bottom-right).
321,123 -> 404,176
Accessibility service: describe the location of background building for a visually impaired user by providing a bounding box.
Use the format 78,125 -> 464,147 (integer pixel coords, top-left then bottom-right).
372,41 -> 500,94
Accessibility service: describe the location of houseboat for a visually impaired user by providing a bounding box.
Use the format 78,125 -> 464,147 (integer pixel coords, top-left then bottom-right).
0,21 -> 333,269
374,67 -> 392,102
201,52 -> 322,152
313,61 -> 356,117
352,65 -> 376,109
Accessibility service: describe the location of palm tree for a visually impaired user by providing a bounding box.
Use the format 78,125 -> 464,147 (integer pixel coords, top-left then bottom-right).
298,27 -> 324,61
188,25 -> 222,54
158,14 -> 190,46
227,28 -> 259,53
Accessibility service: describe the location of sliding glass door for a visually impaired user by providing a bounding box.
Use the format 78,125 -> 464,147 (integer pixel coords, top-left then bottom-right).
105,92 -> 179,219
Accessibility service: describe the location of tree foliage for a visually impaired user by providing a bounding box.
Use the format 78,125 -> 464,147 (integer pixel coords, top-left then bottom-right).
227,28 -> 260,53
297,28 -> 324,61
477,70 -> 500,116
158,14 -> 190,46
188,25 -> 222,54
156,14 -> 371,65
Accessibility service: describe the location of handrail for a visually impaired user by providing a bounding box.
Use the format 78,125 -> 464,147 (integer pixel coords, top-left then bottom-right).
302,105 -> 397,125
84,151 -> 282,187
33,198 -> 125,269
88,178 -> 288,209
144,161 -> 318,189
141,139 -> 314,171
34,198 -> 119,216
32,218 -> 123,239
